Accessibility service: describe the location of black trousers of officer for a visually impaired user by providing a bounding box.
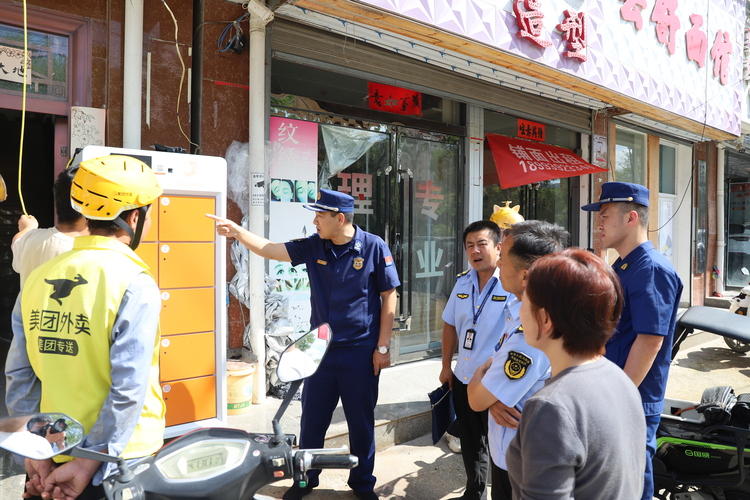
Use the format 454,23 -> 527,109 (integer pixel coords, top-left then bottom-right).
452,374 -> 489,500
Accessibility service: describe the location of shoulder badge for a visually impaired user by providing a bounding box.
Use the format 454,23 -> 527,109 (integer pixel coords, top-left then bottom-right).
456,270 -> 469,278
495,333 -> 508,352
491,295 -> 507,302
456,293 -> 469,299
504,351 -> 532,380
291,238 -> 307,242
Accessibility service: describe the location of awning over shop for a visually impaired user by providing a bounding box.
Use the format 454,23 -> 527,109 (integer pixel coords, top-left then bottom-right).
486,134 -> 607,189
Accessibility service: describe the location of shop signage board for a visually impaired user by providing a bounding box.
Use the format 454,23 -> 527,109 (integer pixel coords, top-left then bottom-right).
357,0 -> 744,136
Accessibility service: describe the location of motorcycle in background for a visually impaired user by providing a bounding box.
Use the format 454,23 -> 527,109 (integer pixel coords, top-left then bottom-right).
727,267 -> 750,353
0,323 -> 357,500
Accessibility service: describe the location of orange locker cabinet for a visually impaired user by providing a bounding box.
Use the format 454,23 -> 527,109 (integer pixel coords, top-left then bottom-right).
160,332 -> 216,382
158,243 -> 214,289
160,288 -> 215,336
134,243 -> 158,277
82,146 -> 227,439
158,196 -> 215,242
161,376 -> 217,427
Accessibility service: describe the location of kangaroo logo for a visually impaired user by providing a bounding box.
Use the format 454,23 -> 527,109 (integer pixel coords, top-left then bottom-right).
45,274 -> 88,305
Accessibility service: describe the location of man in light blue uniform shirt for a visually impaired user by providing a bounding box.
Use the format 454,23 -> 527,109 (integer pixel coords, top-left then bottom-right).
440,220 -> 511,500
468,220 -> 568,500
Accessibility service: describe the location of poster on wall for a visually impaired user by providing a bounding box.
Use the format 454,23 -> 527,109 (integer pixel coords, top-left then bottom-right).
268,117 -> 318,334
658,198 -> 674,265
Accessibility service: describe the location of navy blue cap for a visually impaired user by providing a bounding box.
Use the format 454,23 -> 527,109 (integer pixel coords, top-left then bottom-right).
303,189 -> 354,213
581,182 -> 650,212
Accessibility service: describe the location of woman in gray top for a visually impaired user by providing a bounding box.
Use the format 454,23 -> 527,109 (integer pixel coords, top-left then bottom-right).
506,248 -> 646,500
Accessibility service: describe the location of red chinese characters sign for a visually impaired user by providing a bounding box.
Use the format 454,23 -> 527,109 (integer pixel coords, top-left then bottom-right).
518,119 -> 546,141
368,82 -> 422,116
486,134 -> 607,189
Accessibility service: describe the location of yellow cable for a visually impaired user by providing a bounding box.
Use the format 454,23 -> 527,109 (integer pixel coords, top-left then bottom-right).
17,0 -> 29,215
162,0 -> 201,154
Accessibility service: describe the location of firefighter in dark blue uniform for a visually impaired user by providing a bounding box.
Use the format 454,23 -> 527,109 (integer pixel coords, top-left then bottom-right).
208,189 -> 400,500
581,182 -> 683,500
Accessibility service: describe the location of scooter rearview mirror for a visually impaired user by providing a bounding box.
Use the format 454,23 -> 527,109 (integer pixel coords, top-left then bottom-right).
276,323 -> 331,383
0,413 -> 84,460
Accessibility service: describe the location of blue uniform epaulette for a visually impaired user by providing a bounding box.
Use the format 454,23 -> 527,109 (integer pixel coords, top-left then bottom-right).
291,237 -> 307,242
456,269 -> 469,279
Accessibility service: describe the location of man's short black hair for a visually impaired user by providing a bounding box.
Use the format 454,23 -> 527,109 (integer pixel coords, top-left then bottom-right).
87,207 -> 144,234
327,211 -> 354,224
504,220 -> 569,269
55,166 -> 83,224
463,220 -> 502,246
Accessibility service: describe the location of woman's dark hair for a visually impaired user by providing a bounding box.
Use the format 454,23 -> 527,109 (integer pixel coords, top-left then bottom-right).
525,247 -> 623,357
54,166 -> 83,224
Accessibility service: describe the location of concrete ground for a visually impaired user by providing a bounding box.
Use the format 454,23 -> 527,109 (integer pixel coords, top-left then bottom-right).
1,328 -> 750,499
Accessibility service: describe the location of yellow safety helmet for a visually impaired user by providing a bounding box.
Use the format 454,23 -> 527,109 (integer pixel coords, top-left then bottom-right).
71,155 -> 162,221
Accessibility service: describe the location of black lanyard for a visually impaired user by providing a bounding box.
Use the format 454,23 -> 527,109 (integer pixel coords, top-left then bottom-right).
472,276 -> 498,327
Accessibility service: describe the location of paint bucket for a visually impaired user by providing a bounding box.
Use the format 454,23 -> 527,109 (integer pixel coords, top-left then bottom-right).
226,360 -> 256,415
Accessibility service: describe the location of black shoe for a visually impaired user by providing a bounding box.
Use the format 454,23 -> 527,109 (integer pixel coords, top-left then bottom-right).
353,491 -> 379,500
283,484 -> 314,500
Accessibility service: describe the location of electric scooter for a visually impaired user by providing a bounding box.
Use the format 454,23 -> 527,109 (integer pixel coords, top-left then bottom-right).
654,306 -> 750,500
727,268 -> 750,353
0,323 -> 357,500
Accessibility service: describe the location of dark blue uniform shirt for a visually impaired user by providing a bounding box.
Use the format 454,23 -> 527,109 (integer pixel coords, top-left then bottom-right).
285,225 -> 401,349
607,241 -> 683,415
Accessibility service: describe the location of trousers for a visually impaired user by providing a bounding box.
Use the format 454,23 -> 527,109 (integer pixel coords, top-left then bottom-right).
452,375 -> 489,500
299,347 -> 379,492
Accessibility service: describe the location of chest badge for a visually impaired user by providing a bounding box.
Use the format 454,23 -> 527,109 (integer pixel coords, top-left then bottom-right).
353,257 -> 364,270
456,293 -> 469,299
504,351 -> 532,380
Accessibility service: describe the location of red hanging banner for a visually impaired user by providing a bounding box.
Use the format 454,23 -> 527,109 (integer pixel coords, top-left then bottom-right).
486,133 -> 607,189
368,82 -> 422,116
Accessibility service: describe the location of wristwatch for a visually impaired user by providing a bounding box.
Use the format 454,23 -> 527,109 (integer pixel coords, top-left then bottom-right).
376,345 -> 390,354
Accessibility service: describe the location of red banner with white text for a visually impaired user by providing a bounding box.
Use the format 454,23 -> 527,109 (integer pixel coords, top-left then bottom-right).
486,134 -> 606,189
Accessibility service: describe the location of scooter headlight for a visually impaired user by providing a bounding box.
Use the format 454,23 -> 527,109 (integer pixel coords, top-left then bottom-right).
155,439 -> 249,480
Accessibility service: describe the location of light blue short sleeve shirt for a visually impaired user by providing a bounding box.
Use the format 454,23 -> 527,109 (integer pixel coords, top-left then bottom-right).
481,297 -> 551,470
442,267 -> 513,384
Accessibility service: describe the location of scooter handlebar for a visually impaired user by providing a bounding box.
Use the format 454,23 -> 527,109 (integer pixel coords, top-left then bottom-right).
309,454 -> 359,470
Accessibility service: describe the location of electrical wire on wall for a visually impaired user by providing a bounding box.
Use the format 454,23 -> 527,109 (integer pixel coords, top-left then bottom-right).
16,0 -> 29,216
218,12 -> 250,53
161,0 -> 201,153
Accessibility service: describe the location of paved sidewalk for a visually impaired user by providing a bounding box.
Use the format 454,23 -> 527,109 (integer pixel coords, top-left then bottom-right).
2,330 -> 750,499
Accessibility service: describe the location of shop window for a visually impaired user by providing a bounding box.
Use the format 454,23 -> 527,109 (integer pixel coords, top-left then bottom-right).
482,109 -> 578,232
615,129 -> 646,185
270,59 -> 462,126
0,23 -> 68,101
659,145 -> 676,194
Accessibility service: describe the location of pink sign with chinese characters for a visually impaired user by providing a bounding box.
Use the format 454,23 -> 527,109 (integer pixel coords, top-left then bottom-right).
269,117 -> 318,179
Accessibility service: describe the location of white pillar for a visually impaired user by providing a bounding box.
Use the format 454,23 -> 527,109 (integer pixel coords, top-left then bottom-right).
247,0 -> 273,404
123,0 -> 144,149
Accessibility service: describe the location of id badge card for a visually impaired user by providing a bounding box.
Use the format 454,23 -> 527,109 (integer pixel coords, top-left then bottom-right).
464,328 -> 476,350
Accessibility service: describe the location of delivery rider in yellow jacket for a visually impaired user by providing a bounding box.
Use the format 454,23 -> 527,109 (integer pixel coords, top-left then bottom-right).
5,155 -> 166,500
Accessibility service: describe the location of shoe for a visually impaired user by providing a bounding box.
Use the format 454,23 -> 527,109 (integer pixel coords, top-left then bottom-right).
353,491 -> 379,500
283,484 -> 314,500
446,434 -> 462,454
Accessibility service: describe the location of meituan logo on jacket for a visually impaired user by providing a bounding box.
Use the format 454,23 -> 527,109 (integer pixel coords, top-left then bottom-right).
45,274 -> 88,305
